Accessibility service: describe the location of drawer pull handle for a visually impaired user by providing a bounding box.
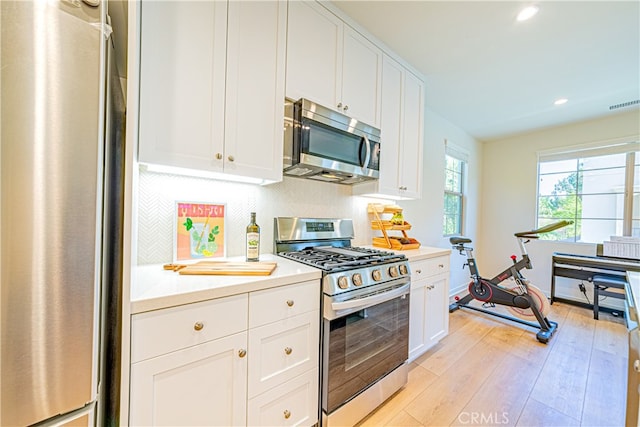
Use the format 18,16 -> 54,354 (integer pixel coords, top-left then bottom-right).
284,410 -> 291,419
193,322 -> 204,331
238,349 -> 247,358
284,347 -> 292,355
286,299 -> 294,307
416,269 -> 422,274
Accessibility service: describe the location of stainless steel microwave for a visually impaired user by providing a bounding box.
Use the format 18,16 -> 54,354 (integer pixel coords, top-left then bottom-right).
283,98 -> 381,184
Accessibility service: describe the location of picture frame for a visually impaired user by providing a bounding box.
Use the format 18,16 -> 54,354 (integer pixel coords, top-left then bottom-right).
174,201 -> 226,261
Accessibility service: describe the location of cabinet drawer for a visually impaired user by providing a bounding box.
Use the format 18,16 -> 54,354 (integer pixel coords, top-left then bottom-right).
248,310 -> 319,398
411,256 -> 450,279
248,368 -> 319,427
131,293 -> 248,363
249,280 -> 319,328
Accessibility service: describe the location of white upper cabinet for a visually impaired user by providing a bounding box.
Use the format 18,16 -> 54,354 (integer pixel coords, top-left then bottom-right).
397,67 -> 425,199
286,1 -> 382,127
224,1 -> 286,182
138,0 -> 286,183
138,1 -> 227,172
285,1 -> 342,113
354,54 -> 425,199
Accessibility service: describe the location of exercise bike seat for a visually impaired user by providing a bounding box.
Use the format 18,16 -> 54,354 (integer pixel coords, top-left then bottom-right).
450,236 -> 472,245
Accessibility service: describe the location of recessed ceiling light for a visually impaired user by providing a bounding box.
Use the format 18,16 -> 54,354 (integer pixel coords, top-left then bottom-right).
517,5 -> 539,21
554,98 -> 568,105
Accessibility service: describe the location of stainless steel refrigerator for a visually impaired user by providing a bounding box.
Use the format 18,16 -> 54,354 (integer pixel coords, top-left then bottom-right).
0,0 -> 125,425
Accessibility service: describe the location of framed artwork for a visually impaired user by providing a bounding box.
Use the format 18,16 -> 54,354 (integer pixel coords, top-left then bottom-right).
174,201 -> 226,261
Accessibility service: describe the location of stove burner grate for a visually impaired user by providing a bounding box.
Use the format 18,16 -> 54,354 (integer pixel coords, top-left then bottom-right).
279,246 -> 406,272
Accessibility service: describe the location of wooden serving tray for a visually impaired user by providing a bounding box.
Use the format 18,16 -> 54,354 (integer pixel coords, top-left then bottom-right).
372,237 -> 421,251
164,261 -> 277,276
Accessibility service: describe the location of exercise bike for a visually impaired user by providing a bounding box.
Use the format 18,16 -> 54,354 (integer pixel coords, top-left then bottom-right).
448,220 -> 572,343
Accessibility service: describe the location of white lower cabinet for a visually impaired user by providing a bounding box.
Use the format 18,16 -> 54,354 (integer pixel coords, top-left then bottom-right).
247,368 -> 319,426
130,332 -> 248,426
248,310 -> 319,398
129,281 -> 319,426
408,256 -> 450,361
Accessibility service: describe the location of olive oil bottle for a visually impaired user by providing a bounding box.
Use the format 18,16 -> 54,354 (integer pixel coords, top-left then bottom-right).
246,212 -> 260,261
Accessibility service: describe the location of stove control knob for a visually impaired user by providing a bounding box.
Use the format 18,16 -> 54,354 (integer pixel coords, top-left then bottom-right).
352,273 -> 363,286
399,264 -> 408,275
337,276 -> 349,289
388,266 -> 399,278
372,269 -> 382,281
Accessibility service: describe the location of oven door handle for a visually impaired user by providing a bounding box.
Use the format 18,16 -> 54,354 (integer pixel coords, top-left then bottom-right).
331,282 -> 410,313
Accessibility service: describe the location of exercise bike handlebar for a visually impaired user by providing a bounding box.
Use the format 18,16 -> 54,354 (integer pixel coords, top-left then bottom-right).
513,220 -> 573,238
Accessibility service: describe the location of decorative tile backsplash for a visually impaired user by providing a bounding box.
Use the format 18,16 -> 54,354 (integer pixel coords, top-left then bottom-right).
137,170 -> 385,265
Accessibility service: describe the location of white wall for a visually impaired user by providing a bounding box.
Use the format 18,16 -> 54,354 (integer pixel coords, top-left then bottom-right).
398,109 -> 483,295
478,109 -> 640,305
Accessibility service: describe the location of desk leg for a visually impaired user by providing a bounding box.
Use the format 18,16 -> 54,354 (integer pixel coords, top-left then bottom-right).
550,265 -> 556,305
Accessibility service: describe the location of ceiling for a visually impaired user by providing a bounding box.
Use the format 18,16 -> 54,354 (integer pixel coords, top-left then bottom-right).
332,1 -> 640,141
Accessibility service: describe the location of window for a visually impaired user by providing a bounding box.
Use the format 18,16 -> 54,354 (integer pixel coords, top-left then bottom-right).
443,153 -> 465,236
536,139 -> 640,242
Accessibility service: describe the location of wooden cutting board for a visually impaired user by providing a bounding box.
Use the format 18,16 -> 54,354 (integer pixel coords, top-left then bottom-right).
168,261 -> 278,276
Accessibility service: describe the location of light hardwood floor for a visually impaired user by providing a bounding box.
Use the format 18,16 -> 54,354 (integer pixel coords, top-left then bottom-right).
357,302 -> 628,427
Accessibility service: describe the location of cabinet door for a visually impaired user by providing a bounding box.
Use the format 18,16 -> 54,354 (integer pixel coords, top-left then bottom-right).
341,27 -> 382,127
285,0 -> 342,109
408,279 -> 427,362
130,332 -> 247,426
425,274 -> 449,348
377,55 -> 404,197
138,0 -> 227,171
398,69 -> 424,199
224,1 -> 286,182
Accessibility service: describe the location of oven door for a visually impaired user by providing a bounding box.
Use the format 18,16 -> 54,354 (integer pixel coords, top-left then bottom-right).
322,282 -> 410,414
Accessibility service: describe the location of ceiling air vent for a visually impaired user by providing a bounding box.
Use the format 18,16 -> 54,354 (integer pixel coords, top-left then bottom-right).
609,100 -> 640,110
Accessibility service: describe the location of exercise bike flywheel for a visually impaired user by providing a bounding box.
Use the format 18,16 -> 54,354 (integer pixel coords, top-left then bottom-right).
468,279 -> 493,301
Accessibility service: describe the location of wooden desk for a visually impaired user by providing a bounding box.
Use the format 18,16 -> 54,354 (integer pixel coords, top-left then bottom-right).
551,252 -> 640,308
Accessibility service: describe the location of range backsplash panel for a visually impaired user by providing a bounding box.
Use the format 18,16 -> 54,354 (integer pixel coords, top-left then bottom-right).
137,170 -> 380,265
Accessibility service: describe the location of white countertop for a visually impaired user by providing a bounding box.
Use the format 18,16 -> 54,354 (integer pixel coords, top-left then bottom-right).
131,254 -> 321,314
131,246 -> 450,314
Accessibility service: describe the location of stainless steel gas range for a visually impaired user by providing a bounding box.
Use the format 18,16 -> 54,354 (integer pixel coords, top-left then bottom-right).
275,217 -> 411,426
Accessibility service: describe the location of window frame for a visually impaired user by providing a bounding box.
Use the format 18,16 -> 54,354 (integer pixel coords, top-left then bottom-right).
443,153 -> 466,237
535,139 -> 639,242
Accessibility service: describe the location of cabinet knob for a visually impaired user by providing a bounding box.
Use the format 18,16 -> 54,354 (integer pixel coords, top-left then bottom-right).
238,349 -> 247,358
416,269 -> 422,274
283,410 -> 291,419
286,299 -> 294,307
284,347 -> 292,355
634,360 -> 640,372
343,105 -> 349,111
337,102 -> 343,109
215,153 -> 223,160
439,264 -> 444,268
193,321 -> 204,331
228,155 -> 235,162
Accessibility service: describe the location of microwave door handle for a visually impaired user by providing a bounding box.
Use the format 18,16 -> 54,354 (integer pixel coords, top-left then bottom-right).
360,135 -> 372,168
